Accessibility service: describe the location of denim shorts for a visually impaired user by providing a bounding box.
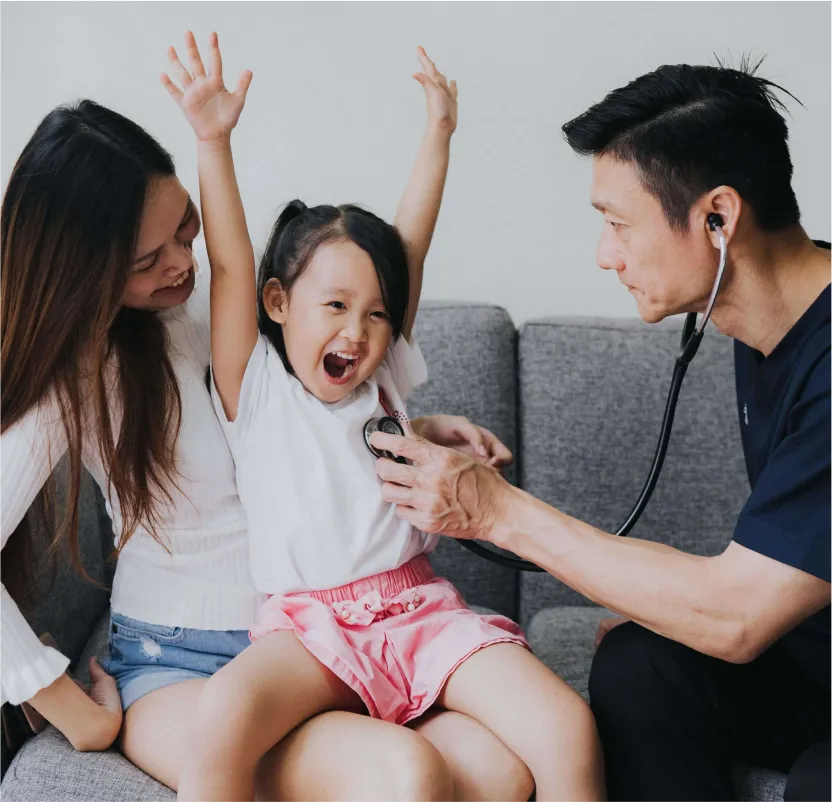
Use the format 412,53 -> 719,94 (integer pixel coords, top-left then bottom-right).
102,612 -> 252,710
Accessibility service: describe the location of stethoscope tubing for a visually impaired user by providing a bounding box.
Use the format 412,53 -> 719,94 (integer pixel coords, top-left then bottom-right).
459,224 -> 728,572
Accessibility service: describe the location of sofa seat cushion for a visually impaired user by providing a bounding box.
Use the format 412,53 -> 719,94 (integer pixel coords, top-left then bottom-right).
2,726 -> 173,802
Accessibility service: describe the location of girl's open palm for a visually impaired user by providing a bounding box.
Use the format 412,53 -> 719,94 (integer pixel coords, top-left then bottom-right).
413,46 -> 457,134
161,31 -> 252,142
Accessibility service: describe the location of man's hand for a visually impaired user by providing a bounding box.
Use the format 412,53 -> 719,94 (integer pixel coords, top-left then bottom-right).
371,431 -> 513,539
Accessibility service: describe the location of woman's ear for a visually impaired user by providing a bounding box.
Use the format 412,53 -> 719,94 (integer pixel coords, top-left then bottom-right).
262,278 -> 288,324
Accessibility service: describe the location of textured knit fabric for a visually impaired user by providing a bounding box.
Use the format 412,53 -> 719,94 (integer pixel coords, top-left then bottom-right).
1,243 -> 263,705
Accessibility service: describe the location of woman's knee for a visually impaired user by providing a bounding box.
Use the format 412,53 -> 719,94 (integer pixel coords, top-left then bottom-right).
380,728 -> 455,801
784,739 -> 831,802
413,709 -> 534,801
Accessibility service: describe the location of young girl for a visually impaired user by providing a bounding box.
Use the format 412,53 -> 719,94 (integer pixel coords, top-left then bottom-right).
162,33 -> 604,802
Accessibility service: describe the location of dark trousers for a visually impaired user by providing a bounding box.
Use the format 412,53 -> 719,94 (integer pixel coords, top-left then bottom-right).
589,623 -> 830,801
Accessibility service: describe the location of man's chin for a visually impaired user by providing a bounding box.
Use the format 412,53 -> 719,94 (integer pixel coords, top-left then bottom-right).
633,296 -> 667,325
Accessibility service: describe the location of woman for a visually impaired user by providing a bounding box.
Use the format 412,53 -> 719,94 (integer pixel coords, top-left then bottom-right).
1,86 -> 533,798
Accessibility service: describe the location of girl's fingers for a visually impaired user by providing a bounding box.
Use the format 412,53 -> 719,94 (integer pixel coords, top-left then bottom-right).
234,70 -> 253,103
417,45 -> 438,77
450,79 -> 458,101
184,30 -> 206,78
413,72 -> 432,89
160,73 -> 184,104
208,31 -> 222,79
448,419 -> 487,459
168,46 -> 193,88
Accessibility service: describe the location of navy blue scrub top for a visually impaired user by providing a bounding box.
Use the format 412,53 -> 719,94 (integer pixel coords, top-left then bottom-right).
733,242 -> 830,688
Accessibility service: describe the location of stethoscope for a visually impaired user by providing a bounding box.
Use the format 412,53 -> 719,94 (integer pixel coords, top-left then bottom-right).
366,214 -> 728,572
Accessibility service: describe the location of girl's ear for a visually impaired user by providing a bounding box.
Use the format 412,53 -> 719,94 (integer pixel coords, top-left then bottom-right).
262,278 -> 288,324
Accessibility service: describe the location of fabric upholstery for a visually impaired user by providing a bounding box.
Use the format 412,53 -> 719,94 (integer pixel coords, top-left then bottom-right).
4,305 -> 784,801
518,316 -> 749,620
412,302 -> 521,618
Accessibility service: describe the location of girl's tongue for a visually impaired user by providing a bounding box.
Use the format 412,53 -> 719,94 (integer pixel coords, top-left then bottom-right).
323,352 -> 359,384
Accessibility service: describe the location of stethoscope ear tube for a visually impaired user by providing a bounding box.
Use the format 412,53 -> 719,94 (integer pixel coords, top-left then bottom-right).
438,225 -> 728,572
459,332 -> 696,571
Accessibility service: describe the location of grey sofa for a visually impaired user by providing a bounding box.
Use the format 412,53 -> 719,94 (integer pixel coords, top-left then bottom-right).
2,302 -> 788,801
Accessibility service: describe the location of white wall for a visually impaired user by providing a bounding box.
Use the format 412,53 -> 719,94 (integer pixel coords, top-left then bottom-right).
2,2 -> 829,324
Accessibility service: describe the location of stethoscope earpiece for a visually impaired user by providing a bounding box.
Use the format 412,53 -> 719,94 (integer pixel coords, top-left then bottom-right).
707,213 -> 725,232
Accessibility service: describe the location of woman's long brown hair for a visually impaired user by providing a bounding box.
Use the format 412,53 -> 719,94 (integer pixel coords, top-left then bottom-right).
1,101 -> 183,609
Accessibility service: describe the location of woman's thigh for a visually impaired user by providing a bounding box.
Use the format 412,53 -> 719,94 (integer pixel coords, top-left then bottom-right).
122,682 -> 531,801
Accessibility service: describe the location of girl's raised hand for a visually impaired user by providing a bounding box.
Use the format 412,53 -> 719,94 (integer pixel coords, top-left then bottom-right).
161,31 -> 252,142
413,46 -> 457,135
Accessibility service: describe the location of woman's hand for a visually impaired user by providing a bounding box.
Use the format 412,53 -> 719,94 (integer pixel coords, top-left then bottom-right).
28,657 -> 122,752
413,47 -> 457,136
411,415 -> 513,469
161,31 -> 252,142
69,657 -> 123,751
370,431 -> 515,540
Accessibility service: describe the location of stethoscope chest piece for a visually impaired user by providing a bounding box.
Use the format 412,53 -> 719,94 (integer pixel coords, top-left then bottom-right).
364,417 -> 409,464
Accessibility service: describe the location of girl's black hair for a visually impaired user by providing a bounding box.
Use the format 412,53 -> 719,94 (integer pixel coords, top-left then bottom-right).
257,200 -> 409,365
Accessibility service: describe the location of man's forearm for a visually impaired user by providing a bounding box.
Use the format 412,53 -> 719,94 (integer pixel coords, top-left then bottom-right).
493,485 -> 744,660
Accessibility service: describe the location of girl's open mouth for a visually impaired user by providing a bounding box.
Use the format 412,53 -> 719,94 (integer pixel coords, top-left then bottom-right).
323,351 -> 361,385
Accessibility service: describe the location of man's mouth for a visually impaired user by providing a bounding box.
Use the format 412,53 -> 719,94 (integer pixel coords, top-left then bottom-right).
323,351 -> 361,384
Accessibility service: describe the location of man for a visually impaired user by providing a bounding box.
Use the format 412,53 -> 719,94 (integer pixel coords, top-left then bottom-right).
370,62 -> 830,801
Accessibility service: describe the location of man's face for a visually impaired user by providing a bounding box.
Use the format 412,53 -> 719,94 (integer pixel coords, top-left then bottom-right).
590,156 -> 716,323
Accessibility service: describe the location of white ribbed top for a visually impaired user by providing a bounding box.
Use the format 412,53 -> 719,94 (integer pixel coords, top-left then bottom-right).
1,249 -> 263,705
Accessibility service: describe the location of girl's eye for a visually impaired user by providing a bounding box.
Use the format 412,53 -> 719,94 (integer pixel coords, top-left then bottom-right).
370,311 -> 389,321
328,301 -> 346,310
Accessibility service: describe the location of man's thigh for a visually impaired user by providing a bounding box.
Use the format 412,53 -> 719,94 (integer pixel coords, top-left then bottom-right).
727,643 -> 830,773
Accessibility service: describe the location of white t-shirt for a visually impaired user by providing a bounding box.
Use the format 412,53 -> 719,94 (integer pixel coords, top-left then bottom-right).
212,333 -> 438,595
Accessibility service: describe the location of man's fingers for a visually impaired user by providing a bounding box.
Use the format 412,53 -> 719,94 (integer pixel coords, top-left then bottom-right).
370,431 -> 430,463
374,457 -> 419,488
379,481 -> 421,506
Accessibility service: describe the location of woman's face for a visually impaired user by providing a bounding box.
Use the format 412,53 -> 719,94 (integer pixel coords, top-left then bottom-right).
123,176 -> 202,311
